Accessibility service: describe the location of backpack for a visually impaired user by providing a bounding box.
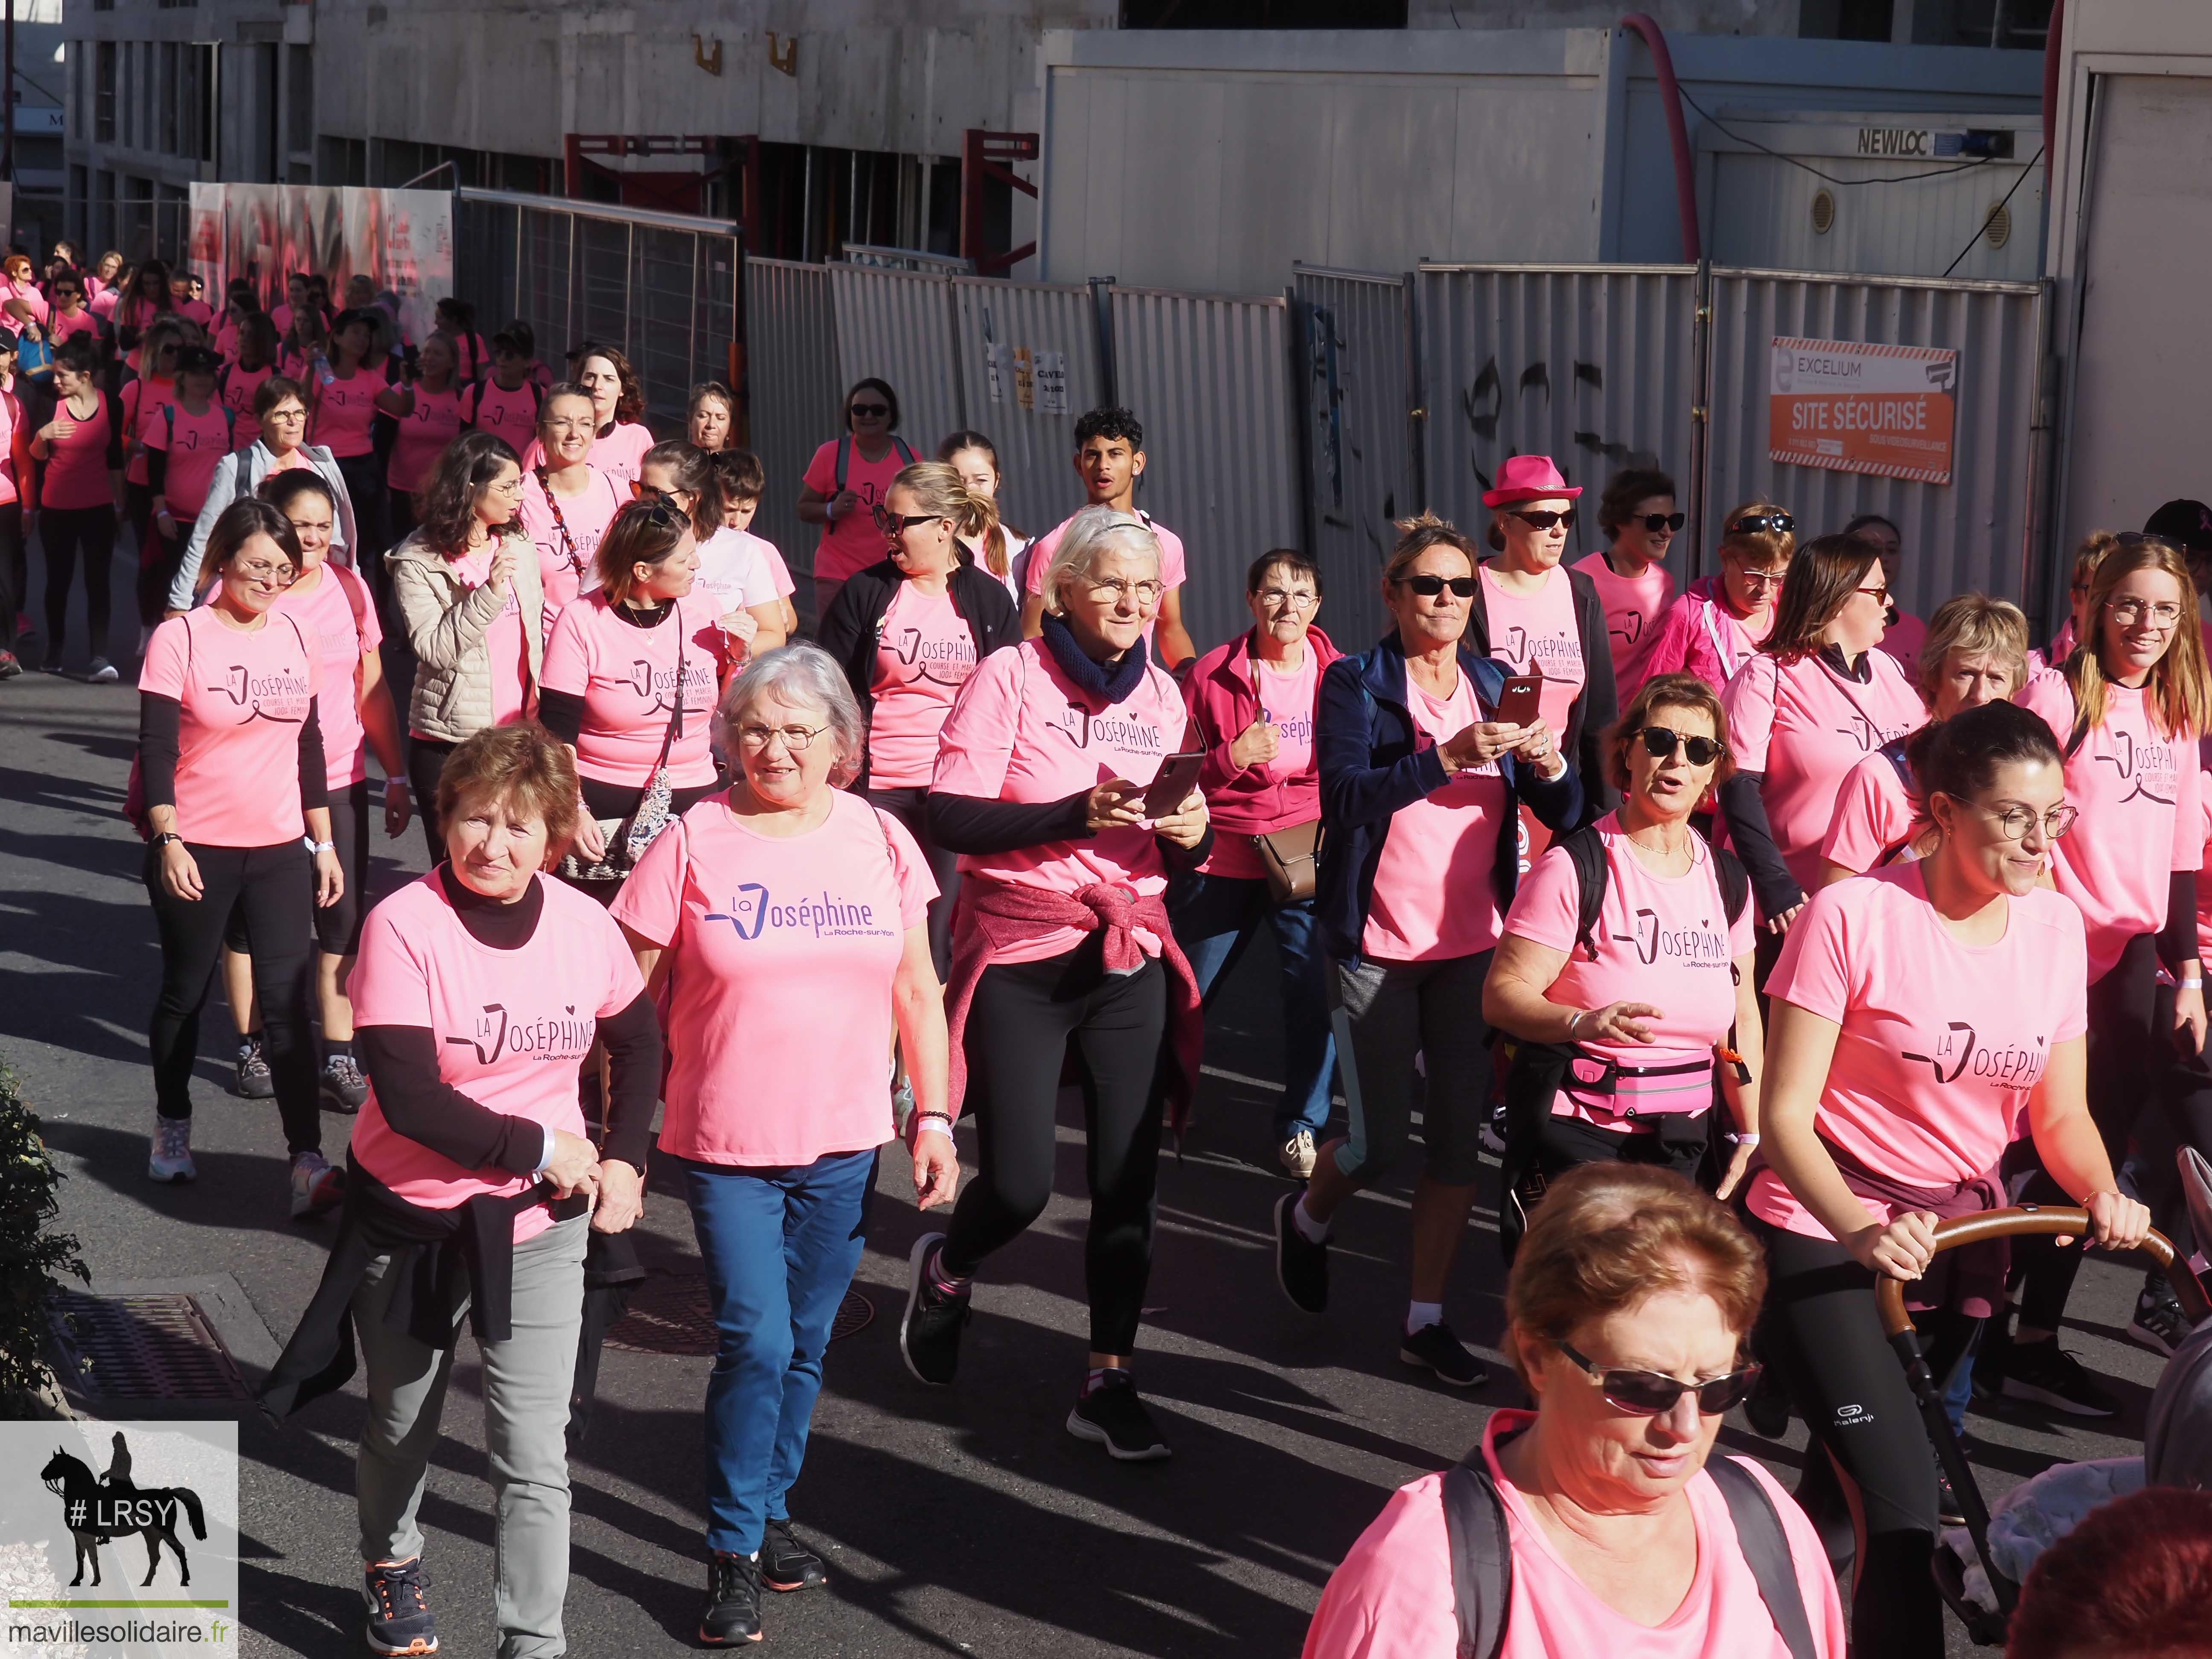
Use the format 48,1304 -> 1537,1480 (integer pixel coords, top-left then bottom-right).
833,432 -> 915,492
1442,1438 -> 1819,1659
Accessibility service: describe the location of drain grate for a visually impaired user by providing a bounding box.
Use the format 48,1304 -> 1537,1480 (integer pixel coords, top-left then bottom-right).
46,1290 -> 251,1401
606,1275 -> 873,1356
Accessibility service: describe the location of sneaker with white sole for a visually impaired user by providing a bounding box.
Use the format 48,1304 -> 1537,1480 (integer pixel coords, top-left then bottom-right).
147,1115 -> 196,1183
1400,1321 -> 1487,1388
362,1557 -> 438,1656
2000,1336 -> 2119,1417
290,1150 -> 343,1219
2129,1280 -> 2192,1358
320,1052 -> 368,1112
1479,1103 -> 1508,1158
86,656 -> 118,684
1066,1371 -> 1172,1461
235,1038 -> 274,1099
1278,1129 -> 1317,1180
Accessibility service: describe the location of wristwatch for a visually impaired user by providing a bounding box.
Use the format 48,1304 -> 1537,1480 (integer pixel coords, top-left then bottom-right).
303,837 -> 335,855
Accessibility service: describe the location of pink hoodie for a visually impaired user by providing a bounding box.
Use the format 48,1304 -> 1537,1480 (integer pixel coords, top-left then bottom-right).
1182,625 -> 1342,839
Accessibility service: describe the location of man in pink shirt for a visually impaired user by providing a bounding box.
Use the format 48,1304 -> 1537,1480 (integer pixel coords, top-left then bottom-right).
1572,466 -> 1679,703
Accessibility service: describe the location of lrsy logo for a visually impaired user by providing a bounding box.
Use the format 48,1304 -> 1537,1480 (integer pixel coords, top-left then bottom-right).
1901,1022 -> 2048,1088
442,1002 -> 597,1064
39,1433 -> 207,1589
707,885 -> 887,942
888,627 -> 977,687
1047,705 -> 1167,755
1832,711 -> 1913,754
2096,729 -> 2179,806
705,883 -> 771,940
1611,609 -> 1644,646
1499,626 -> 1578,671
203,664 -> 310,723
624,656 -> 712,715
1611,908 -> 1728,967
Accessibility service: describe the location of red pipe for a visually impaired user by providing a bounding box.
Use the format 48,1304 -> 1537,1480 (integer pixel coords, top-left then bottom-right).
2042,0 -> 2064,195
1619,13 -> 1702,263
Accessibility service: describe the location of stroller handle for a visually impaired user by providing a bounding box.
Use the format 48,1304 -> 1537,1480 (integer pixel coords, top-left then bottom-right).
1872,1205 -> 2212,1338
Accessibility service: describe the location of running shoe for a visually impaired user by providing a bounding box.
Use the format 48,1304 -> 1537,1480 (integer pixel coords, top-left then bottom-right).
2129,1279 -> 2192,1358
235,1037 -> 274,1099
0,649 -> 19,680
1066,1371 -> 1172,1461
699,1551 -> 763,1645
1480,1102 -> 1508,1158
147,1115 -> 196,1183
1274,1191 -> 1329,1314
1744,1362 -> 1791,1438
290,1150 -> 343,1219
39,651 -> 63,675
1934,1452 -> 1968,1528
86,655 -> 118,684
362,1557 -> 438,1656
1401,1321 -> 1487,1388
2000,1337 -> 2119,1417
321,1052 -> 369,1112
898,1232 -> 970,1386
1279,1128 -> 1317,1180
760,1519 -> 827,1592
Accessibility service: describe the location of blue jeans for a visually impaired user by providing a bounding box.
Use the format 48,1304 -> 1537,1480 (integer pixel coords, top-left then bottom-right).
1167,870 -> 1336,1139
681,1148 -> 876,1556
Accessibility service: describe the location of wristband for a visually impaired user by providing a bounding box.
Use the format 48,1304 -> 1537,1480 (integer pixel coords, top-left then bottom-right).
1732,1132 -> 1761,1148
2183,976 -> 2204,991
303,837 -> 335,855
1565,1009 -> 1585,1037
152,830 -> 182,849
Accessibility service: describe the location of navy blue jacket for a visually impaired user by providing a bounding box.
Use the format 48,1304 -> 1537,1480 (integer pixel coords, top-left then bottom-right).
1316,632 -> 1587,966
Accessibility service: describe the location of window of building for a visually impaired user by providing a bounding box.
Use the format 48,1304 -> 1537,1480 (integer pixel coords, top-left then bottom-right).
69,163 -> 87,248
94,41 -> 115,143
181,43 -> 214,161
285,44 -> 311,160
158,41 -> 176,156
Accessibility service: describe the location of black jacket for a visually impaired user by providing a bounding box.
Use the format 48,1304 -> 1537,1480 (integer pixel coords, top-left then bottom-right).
1465,563 -> 1620,813
817,556 -> 1023,789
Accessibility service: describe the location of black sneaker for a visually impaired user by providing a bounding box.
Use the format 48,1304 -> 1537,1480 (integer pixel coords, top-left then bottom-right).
899,1232 -> 970,1387
235,1037 -> 274,1099
699,1551 -> 763,1645
362,1557 -> 438,1656
1274,1191 -> 1328,1314
320,1051 -> 369,1112
1066,1371 -> 1172,1461
2001,1337 -> 2119,1417
1400,1321 -> 1487,1388
1934,1452 -> 1968,1527
1744,1362 -> 1791,1438
760,1518 -> 826,1592
2129,1280 -> 2192,1358
1972,1314 -> 2014,1404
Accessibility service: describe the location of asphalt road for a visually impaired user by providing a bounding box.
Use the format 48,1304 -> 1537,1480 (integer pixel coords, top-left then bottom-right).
0,558 -> 2171,1657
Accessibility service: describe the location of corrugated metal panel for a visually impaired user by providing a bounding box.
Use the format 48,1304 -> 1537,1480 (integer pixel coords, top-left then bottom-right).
828,264 -> 967,469
743,257 -> 841,597
948,277 -> 1106,546
1418,265 -> 1704,576
1709,152 -> 2044,285
1292,265 -> 1419,649
1107,287 -> 1301,653
1703,268 -> 2044,618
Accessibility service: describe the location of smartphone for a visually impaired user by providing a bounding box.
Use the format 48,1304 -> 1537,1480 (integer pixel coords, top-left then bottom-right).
1141,751 -> 1207,818
1492,670 -> 1545,730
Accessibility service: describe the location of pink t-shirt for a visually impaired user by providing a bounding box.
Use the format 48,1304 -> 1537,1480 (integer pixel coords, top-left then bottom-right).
1022,511 -> 1189,649
462,378 -> 541,450
145,401 -> 236,520
1504,812 -> 1755,1123
692,526 -> 782,619
1879,607 -> 1927,672
804,437 -> 918,587
930,637 -> 1190,963
2196,745 -> 2212,962
521,421 -> 654,490
1302,1410 -> 1845,1659
867,582 -> 981,789
1363,669 -> 1508,962
1750,865 -> 2089,1237
49,307 -> 102,348
1572,550 -> 1674,701
1721,650 -> 1926,895
539,592 -> 724,790
748,532 -> 796,597
388,384 -> 463,494
2019,669 -> 2204,982
309,360 -> 387,459
1819,747 -> 1917,875
519,467 -> 626,640
41,393 -> 117,510
610,791 -> 936,1165
0,386 -> 22,508
121,375 -> 178,487
1202,647 -> 1322,882
274,563 -> 379,790
218,361 -> 274,451
1481,563 -> 1586,734
139,607 -> 320,847
348,872 -> 645,1243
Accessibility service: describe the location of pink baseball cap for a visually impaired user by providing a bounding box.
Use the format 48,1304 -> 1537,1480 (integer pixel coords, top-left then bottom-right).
1481,454 -> 1582,509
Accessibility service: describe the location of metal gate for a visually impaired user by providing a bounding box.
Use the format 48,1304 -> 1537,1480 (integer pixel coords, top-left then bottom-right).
828,264 -> 969,474
948,276 -> 1108,544
742,257 -> 841,593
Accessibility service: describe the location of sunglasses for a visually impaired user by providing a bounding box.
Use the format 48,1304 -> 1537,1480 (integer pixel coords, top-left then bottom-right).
874,504 -> 939,535
1560,1342 -> 1762,1416
1394,573 -> 1478,599
1857,583 -> 1892,605
620,497 -> 688,532
848,402 -> 890,418
1633,512 -> 1687,534
1511,509 -> 1576,531
1729,512 -> 1796,536
1637,726 -> 1724,767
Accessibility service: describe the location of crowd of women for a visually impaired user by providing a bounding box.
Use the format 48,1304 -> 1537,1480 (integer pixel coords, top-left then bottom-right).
39,233 -> 2207,1653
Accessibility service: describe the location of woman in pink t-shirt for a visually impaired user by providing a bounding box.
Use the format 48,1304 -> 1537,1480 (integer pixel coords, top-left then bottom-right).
1819,594 -> 2027,882
121,316 -> 197,646
143,348 -> 237,625
308,309 -> 395,576
259,725 -> 659,1659
1843,512 -> 1930,673
1753,700 -> 2148,1657
797,376 -> 916,628
1643,502 -> 1796,695
525,341 -> 652,489
1572,466 -> 1681,704
609,648 -> 957,1641
517,384 -> 626,637
115,260 -> 176,375
938,430 -> 1032,601
1486,673 -> 1762,1237
686,380 -> 733,454
1307,1162 -> 1844,1659
898,506 -> 1208,1458
31,336 -> 126,679
1718,533 -> 1925,954
85,249 -> 122,310
383,332 -> 464,541
639,440 -> 786,663
432,297 -> 488,385
0,335 -> 36,678
137,498 -> 344,1212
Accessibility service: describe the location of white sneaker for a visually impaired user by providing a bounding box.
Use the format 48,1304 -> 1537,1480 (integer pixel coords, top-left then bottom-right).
1279,1129 -> 1318,1180
290,1150 -> 343,1219
86,656 -> 119,684
147,1116 -> 196,1182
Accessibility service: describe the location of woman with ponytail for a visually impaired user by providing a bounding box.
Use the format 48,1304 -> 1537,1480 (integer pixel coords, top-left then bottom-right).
939,430 -> 1031,601
641,439 -> 786,662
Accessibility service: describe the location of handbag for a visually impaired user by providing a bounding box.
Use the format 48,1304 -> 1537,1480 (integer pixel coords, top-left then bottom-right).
1252,819 -> 1320,905
16,331 -> 53,382
557,621 -> 687,883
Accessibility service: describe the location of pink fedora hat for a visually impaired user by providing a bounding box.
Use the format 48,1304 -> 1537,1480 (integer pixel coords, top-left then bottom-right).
1481,454 -> 1582,509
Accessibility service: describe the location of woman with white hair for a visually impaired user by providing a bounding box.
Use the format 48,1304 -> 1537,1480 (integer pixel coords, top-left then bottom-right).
610,643 -> 958,1646
898,504 -> 1211,1463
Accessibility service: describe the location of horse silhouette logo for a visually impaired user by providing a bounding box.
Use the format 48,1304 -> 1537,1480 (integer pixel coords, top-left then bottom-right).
39,1432 -> 207,1588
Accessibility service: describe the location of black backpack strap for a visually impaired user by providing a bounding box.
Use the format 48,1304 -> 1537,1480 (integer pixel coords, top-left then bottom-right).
1703,1457 -> 1820,1659
894,436 -> 916,466
1879,734 -> 1915,789
1559,824 -> 1610,963
1441,1449 -> 1513,1659
1713,845 -> 1751,928
835,432 -> 852,492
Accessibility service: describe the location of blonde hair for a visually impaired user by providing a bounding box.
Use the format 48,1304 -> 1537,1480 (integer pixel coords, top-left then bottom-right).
891,461 -> 1001,574
1717,498 -> 1796,570
1383,511 -> 1481,583
1918,594 -> 2029,705
2063,536 -> 2212,741
1041,505 -> 1161,615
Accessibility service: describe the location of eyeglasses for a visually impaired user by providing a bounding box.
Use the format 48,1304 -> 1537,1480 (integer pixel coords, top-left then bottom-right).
736,723 -> 829,753
2107,597 -> 2185,628
1253,587 -> 1317,609
231,559 -> 297,588
1559,1342 -> 1762,1416
1633,512 -> 1687,534
1394,573 -> 1478,599
873,504 -> 940,535
631,480 -> 695,505
1973,801 -> 2079,842
1086,578 -> 1164,605
1510,509 -> 1576,532
489,477 -> 525,498
1857,583 -> 1891,605
1637,726 -> 1724,767
265,406 -> 306,424
1729,512 -> 1796,536
848,402 -> 890,418
1733,568 -> 1787,593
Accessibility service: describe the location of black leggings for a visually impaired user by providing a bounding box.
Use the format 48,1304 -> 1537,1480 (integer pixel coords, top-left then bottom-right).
942,937 -> 1167,1356
408,735 -> 456,863
40,504 -> 117,661
867,784 -> 960,979
334,453 -> 388,610
0,501 -> 24,655
1757,1217 -> 1979,1659
144,838 -> 321,1155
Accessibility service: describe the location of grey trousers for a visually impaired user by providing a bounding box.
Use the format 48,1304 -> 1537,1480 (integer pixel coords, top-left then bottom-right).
354,1212 -> 588,1659
1329,950 -> 1495,1187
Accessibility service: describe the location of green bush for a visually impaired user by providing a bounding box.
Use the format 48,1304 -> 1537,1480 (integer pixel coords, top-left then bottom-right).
0,1061 -> 86,1412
